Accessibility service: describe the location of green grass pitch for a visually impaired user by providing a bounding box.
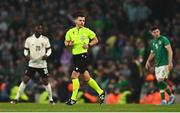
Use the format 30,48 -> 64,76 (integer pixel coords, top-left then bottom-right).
0,103 -> 180,112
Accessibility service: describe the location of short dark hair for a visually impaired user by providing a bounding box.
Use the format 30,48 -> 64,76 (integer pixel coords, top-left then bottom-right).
33,22 -> 43,27
73,11 -> 85,19
150,25 -> 159,31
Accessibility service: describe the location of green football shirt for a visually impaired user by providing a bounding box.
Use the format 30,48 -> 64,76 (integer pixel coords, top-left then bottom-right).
150,35 -> 170,67
65,27 -> 96,55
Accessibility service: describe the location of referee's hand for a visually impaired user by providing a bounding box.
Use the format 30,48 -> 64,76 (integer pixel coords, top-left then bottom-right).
83,43 -> 89,49
64,40 -> 74,47
69,41 -> 74,46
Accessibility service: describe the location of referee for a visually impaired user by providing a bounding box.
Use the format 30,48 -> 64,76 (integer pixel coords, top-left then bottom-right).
65,11 -> 105,105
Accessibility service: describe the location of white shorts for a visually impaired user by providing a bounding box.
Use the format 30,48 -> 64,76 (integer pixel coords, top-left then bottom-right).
155,65 -> 169,80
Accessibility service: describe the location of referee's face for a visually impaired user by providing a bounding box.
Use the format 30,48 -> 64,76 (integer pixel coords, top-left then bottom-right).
75,17 -> 85,28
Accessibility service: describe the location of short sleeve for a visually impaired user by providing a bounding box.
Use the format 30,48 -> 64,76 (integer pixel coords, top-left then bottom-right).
45,38 -> 51,48
150,41 -> 154,53
24,38 -> 29,49
65,30 -> 71,41
88,29 -> 96,39
163,36 -> 170,46
150,46 -> 154,53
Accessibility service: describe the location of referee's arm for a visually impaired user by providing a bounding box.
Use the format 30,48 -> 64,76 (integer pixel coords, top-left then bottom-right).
64,39 -> 74,47
89,37 -> 98,47
64,40 -> 70,46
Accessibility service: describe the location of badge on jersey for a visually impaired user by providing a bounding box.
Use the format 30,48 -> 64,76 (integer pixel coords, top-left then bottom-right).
158,41 -> 162,45
80,35 -> 85,41
155,44 -> 158,49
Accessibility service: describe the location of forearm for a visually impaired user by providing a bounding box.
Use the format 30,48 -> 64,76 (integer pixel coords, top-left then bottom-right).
168,49 -> 173,64
24,49 -> 29,56
46,48 -> 52,57
165,45 -> 173,64
147,53 -> 154,62
89,37 -> 98,46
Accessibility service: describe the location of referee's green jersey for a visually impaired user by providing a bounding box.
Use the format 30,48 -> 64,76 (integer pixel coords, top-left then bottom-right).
65,27 -> 96,55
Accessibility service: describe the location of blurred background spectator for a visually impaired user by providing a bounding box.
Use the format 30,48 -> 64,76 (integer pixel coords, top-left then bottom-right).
0,0 -> 180,104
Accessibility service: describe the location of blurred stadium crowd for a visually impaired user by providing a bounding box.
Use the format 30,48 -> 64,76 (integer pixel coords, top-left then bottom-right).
0,0 -> 180,104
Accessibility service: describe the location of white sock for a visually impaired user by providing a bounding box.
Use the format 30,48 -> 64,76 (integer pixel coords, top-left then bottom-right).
44,83 -> 53,101
15,82 -> 26,100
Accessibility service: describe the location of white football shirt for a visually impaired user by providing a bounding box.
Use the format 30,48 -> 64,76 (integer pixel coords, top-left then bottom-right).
24,34 -> 51,68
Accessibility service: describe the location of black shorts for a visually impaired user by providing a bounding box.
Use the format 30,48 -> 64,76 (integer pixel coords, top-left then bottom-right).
73,53 -> 88,73
25,66 -> 49,78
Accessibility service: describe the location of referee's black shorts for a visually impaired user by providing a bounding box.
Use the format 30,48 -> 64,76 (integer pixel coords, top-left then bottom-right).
72,53 -> 88,73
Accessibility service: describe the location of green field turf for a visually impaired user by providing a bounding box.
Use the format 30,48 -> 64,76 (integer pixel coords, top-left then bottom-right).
0,103 -> 180,112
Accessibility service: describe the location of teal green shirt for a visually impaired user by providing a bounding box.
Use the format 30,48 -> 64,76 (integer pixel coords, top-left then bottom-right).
150,35 -> 170,67
65,27 -> 96,55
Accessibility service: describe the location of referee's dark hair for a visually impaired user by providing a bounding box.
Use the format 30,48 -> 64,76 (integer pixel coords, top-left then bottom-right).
73,11 -> 86,19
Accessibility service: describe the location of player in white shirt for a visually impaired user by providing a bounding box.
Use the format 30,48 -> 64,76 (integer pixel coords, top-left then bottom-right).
10,24 -> 55,105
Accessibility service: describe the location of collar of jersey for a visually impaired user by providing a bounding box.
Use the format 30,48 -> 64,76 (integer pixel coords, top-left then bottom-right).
75,26 -> 84,30
33,34 -> 42,39
155,35 -> 161,40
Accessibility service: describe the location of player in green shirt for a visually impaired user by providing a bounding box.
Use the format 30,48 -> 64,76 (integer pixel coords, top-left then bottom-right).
145,26 -> 175,105
64,11 -> 105,105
